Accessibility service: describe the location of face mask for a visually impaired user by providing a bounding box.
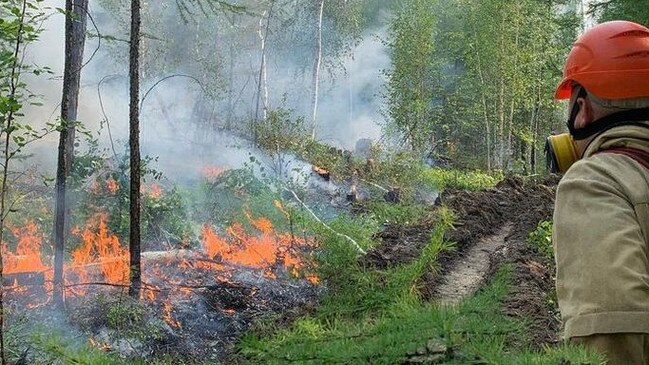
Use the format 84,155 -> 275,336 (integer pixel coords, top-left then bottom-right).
545,87 -> 583,173
545,133 -> 579,173
547,86 -> 649,173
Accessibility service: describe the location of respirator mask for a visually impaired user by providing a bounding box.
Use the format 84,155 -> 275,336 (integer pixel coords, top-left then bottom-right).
545,88 -> 586,173
545,133 -> 578,173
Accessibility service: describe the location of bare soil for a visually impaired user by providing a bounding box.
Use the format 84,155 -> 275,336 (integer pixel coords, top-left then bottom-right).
434,223 -> 512,305
365,175 -> 560,348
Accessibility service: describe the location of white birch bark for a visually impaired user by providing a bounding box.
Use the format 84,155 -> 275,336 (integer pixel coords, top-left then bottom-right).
311,0 -> 325,139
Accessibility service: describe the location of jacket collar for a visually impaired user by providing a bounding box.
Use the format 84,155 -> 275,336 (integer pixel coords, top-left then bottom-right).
584,123 -> 649,158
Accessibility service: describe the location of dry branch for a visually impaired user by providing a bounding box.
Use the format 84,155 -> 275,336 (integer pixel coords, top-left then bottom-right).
284,188 -> 366,255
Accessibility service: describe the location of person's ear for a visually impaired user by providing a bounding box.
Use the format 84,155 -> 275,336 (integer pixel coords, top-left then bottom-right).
574,96 -> 594,129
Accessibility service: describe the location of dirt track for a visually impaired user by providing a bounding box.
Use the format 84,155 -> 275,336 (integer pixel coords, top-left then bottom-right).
434,223 -> 512,305
366,175 -> 560,347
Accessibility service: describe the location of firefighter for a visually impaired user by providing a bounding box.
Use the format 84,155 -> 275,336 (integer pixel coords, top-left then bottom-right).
547,20 -> 649,364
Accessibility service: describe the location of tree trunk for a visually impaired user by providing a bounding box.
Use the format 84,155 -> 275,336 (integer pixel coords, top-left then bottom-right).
505,7 -> 521,171
310,0 -> 325,139
255,8 -> 270,123
53,0 -> 89,306
507,100 -> 515,171
129,0 -> 142,298
531,92 -> 541,174
475,50 -> 491,171
497,39 -> 505,170
226,13 -> 236,130
482,95 -> 492,171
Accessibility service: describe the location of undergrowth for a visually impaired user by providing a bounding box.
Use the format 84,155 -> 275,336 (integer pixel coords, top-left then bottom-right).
236,205 -> 600,365
237,266 -> 601,364
420,167 -> 503,191
528,220 -> 554,261
252,108 -> 502,199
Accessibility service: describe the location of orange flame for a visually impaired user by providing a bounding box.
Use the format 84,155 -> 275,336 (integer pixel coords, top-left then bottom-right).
273,200 -> 290,220
201,210 -> 317,280
4,202 -> 319,313
89,337 -> 112,351
201,166 -> 226,181
67,214 -> 129,295
163,302 -> 182,328
4,222 -> 48,274
145,183 -> 164,199
106,179 -> 119,194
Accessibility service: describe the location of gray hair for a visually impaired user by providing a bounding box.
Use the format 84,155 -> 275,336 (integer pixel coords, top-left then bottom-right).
589,93 -> 649,110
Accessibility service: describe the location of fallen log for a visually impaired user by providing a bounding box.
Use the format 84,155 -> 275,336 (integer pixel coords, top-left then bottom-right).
284,187 -> 366,255
0,251 -> 269,288
3,271 -> 45,287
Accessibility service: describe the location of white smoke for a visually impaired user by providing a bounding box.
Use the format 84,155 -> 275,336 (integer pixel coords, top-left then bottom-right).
19,1 -> 390,181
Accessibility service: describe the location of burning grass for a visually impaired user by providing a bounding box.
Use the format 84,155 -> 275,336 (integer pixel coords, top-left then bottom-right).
1,190 -> 321,363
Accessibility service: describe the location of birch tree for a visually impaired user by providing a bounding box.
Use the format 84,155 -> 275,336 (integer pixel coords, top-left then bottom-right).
310,0 -> 324,139
449,0 -> 566,170
255,1 -> 274,125
385,0 -> 443,153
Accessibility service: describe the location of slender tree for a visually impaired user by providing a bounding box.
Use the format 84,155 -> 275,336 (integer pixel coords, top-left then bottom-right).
0,1 -> 51,362
0,2 -> 29,361
53,0 -> 89,306
310,0 -> 325,139
255,1 -> 274,126
129,0 -> 142,298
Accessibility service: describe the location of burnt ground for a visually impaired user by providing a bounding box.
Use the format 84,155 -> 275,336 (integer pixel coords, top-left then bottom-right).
364,175 -> 560,348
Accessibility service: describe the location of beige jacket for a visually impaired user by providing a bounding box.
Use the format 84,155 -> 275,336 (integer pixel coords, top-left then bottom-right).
554,125 -> 649,338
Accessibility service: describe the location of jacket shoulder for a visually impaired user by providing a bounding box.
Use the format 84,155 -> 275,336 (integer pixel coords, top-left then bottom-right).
561,152 -> 649,204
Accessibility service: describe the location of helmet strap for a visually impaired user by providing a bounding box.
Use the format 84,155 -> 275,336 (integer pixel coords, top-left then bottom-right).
566,87 -> 588,137
569,107 -> 649,140
567,87 -> 649,140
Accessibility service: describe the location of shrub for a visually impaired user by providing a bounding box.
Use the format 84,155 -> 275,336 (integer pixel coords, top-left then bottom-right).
420,167 -> 503,191
528,220 -> 553,260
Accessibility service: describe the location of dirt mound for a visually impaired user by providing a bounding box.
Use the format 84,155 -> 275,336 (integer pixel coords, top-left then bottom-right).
365,176 -> 556,270
441,175 -> 556,248
362,218 -> 437,269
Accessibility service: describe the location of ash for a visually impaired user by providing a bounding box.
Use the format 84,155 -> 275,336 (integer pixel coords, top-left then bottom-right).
6,260 -> 322,363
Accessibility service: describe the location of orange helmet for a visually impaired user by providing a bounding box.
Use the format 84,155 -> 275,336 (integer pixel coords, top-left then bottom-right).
555,20 -> 649,100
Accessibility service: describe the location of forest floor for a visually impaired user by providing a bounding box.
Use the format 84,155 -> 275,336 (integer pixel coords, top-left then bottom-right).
236,174 -> 601,365
368,175 -> 560,347
9,163 -> 599,364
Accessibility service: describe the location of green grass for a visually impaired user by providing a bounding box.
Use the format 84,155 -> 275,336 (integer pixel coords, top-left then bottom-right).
365,200 -> 432,226
235,202 -> 601,365
301,207 -> 454,319
420,168 -> 503,191
237,266 -> 601,364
